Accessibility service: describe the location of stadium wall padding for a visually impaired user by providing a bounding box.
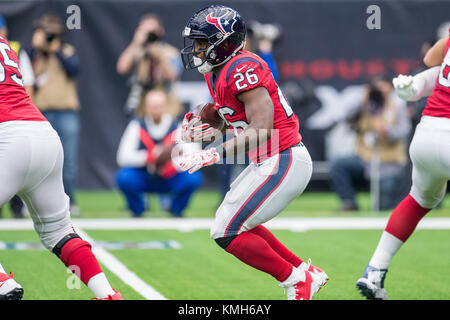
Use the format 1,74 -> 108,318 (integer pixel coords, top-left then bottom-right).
0,0 -> 448,190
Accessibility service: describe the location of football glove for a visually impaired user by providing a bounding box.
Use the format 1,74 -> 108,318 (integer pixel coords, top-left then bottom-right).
178,148 -> 220,174
180,112 -> 215,143
392,74 -> 417,101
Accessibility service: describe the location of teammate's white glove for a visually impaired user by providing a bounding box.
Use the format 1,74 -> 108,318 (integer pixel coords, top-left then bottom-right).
180,112 -> 215,143
178,148 -> 220,174
392,74 -> 417,101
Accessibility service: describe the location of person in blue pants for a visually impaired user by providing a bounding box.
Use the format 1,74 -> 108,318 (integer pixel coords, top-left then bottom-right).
116,89 -> 202,217
116,167 -> 202,217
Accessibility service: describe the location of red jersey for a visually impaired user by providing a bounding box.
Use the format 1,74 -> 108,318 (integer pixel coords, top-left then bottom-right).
0,37 -> 46,123
204,50 -> 301,163
423,30 -> 450,119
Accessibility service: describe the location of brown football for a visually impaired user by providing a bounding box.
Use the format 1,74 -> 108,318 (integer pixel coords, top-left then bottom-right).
191,102 -> 225,130
155,143 -> 175,167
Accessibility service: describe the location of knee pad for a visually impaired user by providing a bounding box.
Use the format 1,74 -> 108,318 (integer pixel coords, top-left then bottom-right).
52,233 -> 92,266
214,235 -> 237,250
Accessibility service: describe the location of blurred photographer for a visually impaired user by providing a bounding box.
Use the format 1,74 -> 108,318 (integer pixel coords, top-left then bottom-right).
117,14 -> 183,117
329,77 -> 411,211
26,14 -> 81,215
244,20 -> 282,81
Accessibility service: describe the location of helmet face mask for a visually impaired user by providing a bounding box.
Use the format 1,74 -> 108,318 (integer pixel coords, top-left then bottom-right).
181,5 -> 246,74
180,37 -> 211,73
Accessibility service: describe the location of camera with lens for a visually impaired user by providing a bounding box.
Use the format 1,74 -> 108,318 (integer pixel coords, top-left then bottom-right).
367,85 -> 385,114
45,32 -> 57,43
145,32 -> 159,44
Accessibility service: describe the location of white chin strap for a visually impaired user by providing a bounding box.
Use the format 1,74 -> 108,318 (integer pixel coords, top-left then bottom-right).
198,62 -> 214,75
193,56 -> 213,75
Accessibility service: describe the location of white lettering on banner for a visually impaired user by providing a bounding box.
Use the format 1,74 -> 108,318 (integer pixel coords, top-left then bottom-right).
66,5 -> 81,30
366,5 -> 381,30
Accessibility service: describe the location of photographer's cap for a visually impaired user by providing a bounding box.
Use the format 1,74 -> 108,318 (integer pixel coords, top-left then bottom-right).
33,13 -> 63,35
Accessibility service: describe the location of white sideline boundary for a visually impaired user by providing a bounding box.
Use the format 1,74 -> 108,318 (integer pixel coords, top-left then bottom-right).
2,217 -> 450,231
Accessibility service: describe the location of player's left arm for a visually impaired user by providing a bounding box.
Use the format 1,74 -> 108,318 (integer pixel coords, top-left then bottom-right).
177,87 -> 275,174
424,37 -> 449,67
393,37 -> 448,102
219,87 -> 274,157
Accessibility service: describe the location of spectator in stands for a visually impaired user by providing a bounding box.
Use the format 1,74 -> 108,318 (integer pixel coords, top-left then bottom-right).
329,77 -> 411,211
117,13 -> 183,118
116,89 -> 202,217
27,14 -> 81,215
244,20 -> 282,81
0,15 -> 35,218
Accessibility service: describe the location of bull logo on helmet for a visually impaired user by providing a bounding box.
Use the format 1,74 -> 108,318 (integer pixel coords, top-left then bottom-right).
206,12 -> 236,35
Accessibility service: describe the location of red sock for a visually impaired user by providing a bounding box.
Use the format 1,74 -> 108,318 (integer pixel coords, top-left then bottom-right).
60,238 -> 103,285
385,194 -> 430,242
249,225 -> 303,268
225,231 -> 293,282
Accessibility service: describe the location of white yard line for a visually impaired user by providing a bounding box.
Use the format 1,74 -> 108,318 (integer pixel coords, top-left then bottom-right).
73,226 -> 168,300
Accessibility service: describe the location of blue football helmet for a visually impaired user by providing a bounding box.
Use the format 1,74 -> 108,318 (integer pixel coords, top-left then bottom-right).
181,5 -> 246,74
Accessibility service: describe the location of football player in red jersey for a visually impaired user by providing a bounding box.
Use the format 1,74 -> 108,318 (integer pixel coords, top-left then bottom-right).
0,36 -> 122,300
356,30 -> 450,300
178,5 -> 328,300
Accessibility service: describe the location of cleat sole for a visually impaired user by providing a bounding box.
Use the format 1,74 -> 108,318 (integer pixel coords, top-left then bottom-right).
356,282 -> 383,300
0,287 -> 24,300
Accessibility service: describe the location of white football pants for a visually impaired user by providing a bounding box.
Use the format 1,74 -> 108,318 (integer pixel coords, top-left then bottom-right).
409,116 -> 450,209
211,143 -> 312,239
0,121 -> 73,249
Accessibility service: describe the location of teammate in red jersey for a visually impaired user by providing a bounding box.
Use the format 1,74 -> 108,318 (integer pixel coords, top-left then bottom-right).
178,5 -> 328,300
356,30 -> 450,300
0,36 -> 122,300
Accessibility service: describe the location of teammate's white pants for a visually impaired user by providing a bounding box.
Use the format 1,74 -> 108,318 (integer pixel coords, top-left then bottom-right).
0,121 -> 73,250
211,143 -> 312,239
409,116 -> 450,209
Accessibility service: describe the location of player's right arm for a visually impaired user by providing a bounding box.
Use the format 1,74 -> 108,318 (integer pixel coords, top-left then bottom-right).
393,66 -> 441,101
424,37 -> 449,67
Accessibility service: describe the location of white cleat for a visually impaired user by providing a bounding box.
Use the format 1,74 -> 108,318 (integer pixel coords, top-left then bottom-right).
279,268 -> 322,300
0,272 -> 23,300
298,258 -> 329,291
356,263 -> 388,300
